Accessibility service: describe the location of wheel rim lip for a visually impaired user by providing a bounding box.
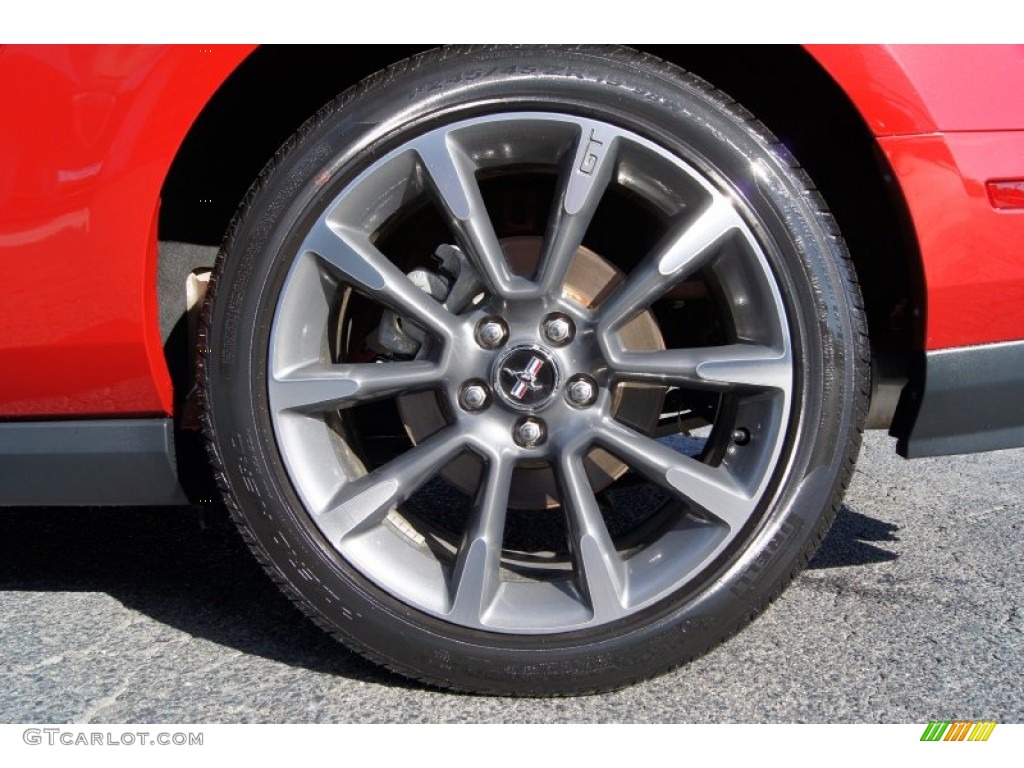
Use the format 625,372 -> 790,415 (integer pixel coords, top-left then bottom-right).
266,110 -> 795,634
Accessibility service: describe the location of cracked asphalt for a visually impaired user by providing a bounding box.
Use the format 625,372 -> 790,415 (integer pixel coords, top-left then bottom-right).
1,432 -> 1021,723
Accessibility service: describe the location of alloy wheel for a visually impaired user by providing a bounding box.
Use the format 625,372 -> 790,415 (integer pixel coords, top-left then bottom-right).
266,112 -> 794,633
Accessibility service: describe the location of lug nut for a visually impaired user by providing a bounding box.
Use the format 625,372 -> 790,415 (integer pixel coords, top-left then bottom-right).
460,381 -> 490,412
542,313 -> 575,346
514,417 -> 547,448
476,317 -> 509,349
566,375 -> 598,407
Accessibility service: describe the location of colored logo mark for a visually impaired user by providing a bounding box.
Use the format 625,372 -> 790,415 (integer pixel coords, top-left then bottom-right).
508,356 -> 545,400
920,721 -> 997,741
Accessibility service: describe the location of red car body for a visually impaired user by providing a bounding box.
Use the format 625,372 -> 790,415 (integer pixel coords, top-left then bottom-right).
2,44 -> 1023,504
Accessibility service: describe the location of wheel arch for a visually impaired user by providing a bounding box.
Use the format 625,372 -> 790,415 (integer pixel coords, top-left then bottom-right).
158,44 -> 926,432
646,45 -> 925,431
156,45 -> 430,416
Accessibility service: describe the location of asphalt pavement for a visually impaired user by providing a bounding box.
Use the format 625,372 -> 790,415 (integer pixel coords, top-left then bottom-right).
1,431 -> 1021,723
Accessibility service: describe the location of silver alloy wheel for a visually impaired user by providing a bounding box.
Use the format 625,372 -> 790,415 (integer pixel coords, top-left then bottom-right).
266,112 -> 793,633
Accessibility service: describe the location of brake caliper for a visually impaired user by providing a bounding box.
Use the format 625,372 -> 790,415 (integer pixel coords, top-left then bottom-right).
368,244 -> 481,357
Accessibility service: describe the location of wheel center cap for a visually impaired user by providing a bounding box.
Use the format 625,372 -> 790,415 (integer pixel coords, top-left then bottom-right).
493,345 -> 560,411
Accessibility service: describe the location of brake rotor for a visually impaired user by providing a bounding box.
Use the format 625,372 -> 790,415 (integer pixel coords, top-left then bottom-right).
398,236 -> 666,510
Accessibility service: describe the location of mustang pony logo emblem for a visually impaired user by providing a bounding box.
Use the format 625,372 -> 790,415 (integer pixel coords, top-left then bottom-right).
504,356 -> 546,400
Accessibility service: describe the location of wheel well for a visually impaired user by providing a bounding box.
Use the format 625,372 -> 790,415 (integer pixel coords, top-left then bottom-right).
647,45 -> 922,427
159,44 -> 922,428
159,45 -> 430,246
157,45 -> 429,419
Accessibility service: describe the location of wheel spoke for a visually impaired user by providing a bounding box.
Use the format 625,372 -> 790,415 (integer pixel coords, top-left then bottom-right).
270,361 -> 442,413
304,220 -> 457,340
597,195 -> 743,330
536,123 -> 620,295
558,451 -> 627,619
414,131 -> 530,298
317,428 -> 466,542
597,421 -> 754,530
607,343 -> 791,392
447,451 -> 515,622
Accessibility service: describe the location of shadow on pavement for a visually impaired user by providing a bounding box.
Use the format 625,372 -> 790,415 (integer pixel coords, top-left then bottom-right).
0,505 -> 417,689
0,502 -> 898,678
809,505 -> 900,569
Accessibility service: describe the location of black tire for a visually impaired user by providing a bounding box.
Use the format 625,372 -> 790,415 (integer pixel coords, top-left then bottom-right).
200,45 -> 869,695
